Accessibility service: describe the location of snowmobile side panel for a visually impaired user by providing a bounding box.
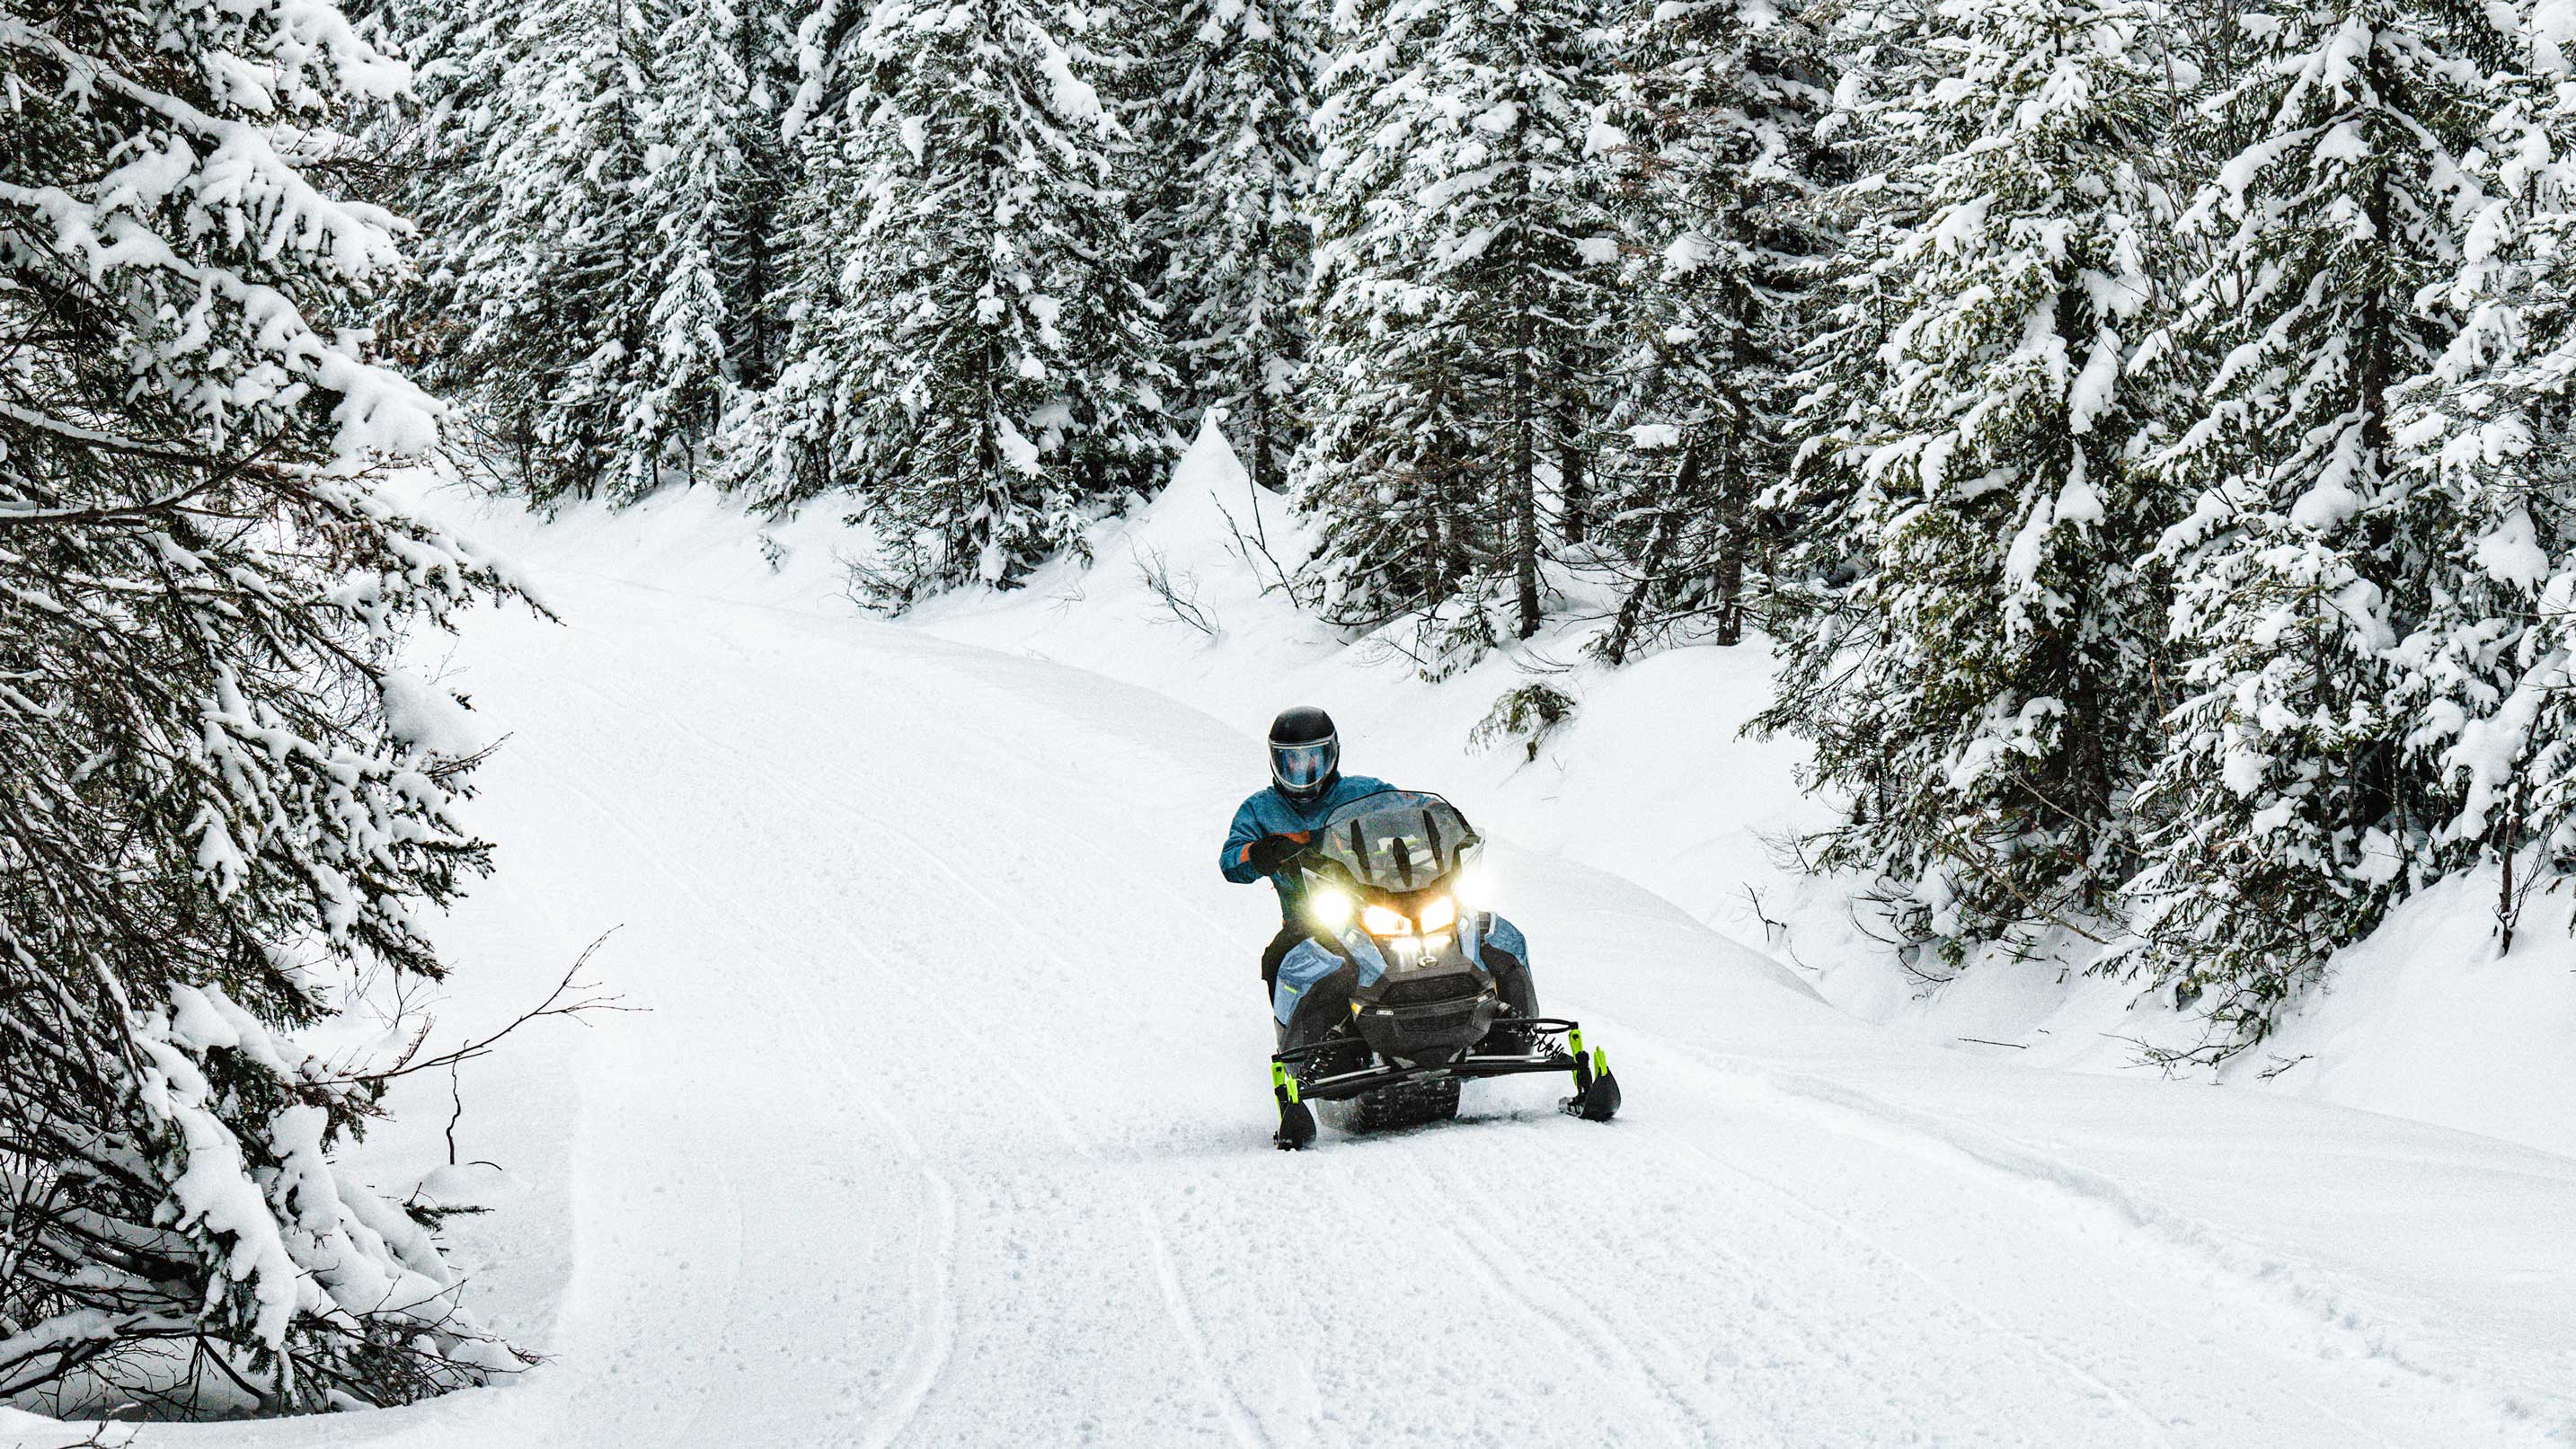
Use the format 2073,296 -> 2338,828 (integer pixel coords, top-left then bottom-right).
1272,937 -> 1349,1025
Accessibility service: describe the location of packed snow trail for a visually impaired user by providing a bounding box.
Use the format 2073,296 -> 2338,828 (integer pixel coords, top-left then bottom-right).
147,568 -> 2575,1449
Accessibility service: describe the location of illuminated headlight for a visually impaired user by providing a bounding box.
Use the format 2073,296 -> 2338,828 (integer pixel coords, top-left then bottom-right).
1417,895 -> 1457,932
1360,903 -> 1411,937
1309,887 -> 1354,929
1452,865 -> 1491,909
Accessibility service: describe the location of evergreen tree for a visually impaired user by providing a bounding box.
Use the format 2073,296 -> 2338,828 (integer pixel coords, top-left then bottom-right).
409,0 -> 659,498
2393,63 -> 2576,923
723,0 -> 804,394
2123,0 -> 2508,1051
405,0 -> 790,499
1297,0 -> 1482,639
1755,0 -> 2178,954
1758,0 -> 1941,654
627,0 -> 758,475
0,0 -> 523,1409
1298,0 -> 1616,656
1589,0 -> 1833,661
1147,0 -> 1318,495
729,0 -> 1173,605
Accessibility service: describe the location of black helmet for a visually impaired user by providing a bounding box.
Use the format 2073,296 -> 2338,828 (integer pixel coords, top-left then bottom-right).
1268,705 -> 1339,804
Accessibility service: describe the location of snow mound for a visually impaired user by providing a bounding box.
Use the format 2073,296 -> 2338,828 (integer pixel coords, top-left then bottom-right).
380,670 -> 490,756
2246,870 -> 2576,1154
0,1407 -> 129,1447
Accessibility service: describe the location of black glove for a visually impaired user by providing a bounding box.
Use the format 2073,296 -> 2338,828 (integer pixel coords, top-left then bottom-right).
1245,833 -> 1308,874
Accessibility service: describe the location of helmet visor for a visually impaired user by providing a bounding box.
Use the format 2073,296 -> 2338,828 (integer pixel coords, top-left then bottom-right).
1270,738 -> 1337,792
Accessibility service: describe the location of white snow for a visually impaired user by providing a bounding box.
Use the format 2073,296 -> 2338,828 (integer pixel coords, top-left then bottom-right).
994,415 -> 1044,476
379,670 -> 489,757
72,436 -> 2576,1446
2474,507 -> 2551,588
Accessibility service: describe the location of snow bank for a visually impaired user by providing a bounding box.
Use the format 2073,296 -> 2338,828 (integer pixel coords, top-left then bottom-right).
0,1407 -> 128,1447
399,430 -> 2576,1162
2247,870 -> 2576,1153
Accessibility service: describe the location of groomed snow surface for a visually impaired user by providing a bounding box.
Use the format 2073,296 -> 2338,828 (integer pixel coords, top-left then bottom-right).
23,426 -> 2573,1446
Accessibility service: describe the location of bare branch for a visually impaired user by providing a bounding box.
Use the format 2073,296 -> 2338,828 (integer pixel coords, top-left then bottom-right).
1132,545 -> 1218,638
316,932 -> 638,1090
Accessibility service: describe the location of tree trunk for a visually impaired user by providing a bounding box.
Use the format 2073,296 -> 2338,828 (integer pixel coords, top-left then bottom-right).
1558,431 -> 1588,544
1511,352 -> 1540,639
1424,484 -> 1449,610
1599,446 -> 1693,666
1713,430 -> 1745,647
1248,342 -> 1276,496
1509,70 -> 1541,641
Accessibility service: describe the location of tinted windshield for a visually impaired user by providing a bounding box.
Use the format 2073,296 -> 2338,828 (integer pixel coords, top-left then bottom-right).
1310,791 -> 1477,892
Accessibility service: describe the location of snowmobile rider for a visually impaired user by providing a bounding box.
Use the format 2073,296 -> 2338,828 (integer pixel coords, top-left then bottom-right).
1220,706 -> 1393,999
1220,706 -> 1540,1042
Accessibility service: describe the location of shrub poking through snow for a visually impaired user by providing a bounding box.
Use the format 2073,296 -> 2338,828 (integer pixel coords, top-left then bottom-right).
0,0 -> 529,1414
1470,684 -> 1580,764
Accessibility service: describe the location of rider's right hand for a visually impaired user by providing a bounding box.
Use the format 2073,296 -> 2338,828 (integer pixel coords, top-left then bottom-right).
1245,832 -> 1310,875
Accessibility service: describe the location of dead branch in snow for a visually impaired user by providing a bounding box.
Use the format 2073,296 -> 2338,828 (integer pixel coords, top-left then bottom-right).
1133,545 -> 1218,638
317,931 -> 636,1091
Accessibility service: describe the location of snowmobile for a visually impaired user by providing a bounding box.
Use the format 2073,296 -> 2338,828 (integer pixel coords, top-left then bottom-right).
1265,790 -> 1621,1150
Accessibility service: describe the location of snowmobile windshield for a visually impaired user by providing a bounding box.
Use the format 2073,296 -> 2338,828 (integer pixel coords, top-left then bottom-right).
1309,791 -> 1478,893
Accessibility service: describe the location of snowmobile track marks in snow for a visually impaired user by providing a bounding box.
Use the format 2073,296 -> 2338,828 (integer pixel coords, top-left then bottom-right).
326,568 -> 2576,1449
547,700 -> 973,1445
1415,1156 -> 1747,1447
1138,1199 -> 1273,1449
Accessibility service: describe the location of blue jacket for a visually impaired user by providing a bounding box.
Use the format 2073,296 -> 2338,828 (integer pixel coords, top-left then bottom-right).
1220,774 -> 1394,927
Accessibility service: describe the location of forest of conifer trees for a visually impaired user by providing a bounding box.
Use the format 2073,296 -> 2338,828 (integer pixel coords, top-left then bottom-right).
385,0 -> 2576,1058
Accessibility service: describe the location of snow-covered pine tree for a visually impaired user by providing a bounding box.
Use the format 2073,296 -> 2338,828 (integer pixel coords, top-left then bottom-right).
1588,0 -> 1833,661
404,0 -> 659,499
720,0 -> 803,394
0,0 -> 526,1410
711,49 -> 861,508
729,0 -> 1172,605
626,0 -> 756,478
2391,56 -> 2576,934
1296,0 -> 1472,633
2123,0 -> 2509,1052
406,0 -> 788,499
1298,0 -> 1616,655
1753,0 -> 2177,955
1146,0 -> 1319,494
1757,0 -> 1942,649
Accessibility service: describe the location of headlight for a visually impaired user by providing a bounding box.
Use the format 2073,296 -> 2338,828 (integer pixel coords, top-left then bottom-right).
1360,903 -> 1411,937
1309,887 -> 1354,929
1452,865 -> 1490,908
1417,895 -> 1457,932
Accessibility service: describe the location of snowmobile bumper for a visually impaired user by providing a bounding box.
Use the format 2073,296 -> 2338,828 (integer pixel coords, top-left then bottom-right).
1270,1017 -> 1621,1147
